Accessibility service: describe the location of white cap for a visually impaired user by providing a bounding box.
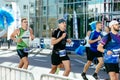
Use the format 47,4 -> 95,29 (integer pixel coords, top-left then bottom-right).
109,20 -> 119,27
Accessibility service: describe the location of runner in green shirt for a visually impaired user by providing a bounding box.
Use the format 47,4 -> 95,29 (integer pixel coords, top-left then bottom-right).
10,18 -> 34,69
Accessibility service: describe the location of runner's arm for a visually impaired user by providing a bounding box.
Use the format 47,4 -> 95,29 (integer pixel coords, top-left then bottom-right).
97,43 -> 105,53
97,43 -> 112,55
51,37 -> 63,45
10,29 -> 20,42
89,36 -> 101,44
51,33 -> 66,45
67,39 -> 71,44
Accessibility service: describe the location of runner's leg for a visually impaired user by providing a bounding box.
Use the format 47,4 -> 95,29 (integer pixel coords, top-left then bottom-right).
18,59 -> 24,68
49,65 -> 57,74
22,57 -> 29,69
109,72 -> 117,80
95,57 -> 103,73
62,60 -> 71,76
83,60 -> 92,73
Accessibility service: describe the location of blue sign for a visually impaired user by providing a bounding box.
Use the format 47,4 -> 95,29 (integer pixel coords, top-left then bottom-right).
66,39 -> 86,51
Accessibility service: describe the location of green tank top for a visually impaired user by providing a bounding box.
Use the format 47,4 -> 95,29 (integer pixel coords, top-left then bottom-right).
17,28 -> 30,49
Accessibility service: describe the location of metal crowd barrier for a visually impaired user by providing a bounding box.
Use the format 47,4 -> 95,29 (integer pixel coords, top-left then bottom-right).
0,65 -> 34,80
40,73 -> 79,80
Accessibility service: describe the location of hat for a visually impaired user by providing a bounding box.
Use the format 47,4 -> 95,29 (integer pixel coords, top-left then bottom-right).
58,18 -> 66,24
109,20 -> 119,27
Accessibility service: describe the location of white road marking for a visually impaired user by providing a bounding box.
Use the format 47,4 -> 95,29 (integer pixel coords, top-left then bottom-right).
0,51 -> 17,57
28,54 -> 48,57
33,59 -> 47,62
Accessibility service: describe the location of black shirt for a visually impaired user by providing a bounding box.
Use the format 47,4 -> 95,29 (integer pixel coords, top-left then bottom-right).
52,28 -> 67,50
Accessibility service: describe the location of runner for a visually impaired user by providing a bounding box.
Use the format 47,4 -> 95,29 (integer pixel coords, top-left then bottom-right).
81,22 -> 103,80
49,18 -> 71,76
98,20 -> 120,80
10,18 -> 34,69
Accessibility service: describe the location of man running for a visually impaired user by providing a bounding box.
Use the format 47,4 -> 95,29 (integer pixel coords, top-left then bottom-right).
49,18 -> 71,76
81,22 -> 103,80
10,18 -> 34,69
98,20 -> 120,80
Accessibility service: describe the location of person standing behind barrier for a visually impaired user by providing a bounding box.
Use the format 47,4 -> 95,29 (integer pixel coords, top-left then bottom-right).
84,30 -> 91,58
84,30 -> 96,67
10,18 -> 34,69
81,22 -> 103,80
97,20 -> 120,80
49,18 -> 71,76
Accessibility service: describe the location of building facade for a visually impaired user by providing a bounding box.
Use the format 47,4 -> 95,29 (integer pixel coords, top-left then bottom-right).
0,0 -> 36,36
1,0 -> 120,38
39,0 -> 120,38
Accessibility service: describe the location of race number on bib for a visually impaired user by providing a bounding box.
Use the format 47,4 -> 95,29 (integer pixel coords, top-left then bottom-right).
58,50 -> 66,57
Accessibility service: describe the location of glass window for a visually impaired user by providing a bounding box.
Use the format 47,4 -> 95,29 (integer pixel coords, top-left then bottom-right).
114,2 -> 120,11
48,5 -> 57,16
30,4 -> 34,7
44,11 -> 46,15
59,7 -> 62,14
38,0 -> 120,38
43,6 -> 46,10
23,5 -> 27,9
43,24 -> 46,30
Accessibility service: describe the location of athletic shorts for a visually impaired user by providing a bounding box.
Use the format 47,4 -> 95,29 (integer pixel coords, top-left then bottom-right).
51,50 -> 70,65
17,49 -> 28,59
104,63 -> 119,73
87,49 -> 103,61
85,47 -> 90,56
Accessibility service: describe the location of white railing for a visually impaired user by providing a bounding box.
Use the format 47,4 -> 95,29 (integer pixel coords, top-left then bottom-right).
0,65 -> 34,80
40,73 -> 79,80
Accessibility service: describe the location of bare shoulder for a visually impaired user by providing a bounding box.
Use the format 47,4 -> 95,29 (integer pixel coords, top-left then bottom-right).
12,28 -> 20,35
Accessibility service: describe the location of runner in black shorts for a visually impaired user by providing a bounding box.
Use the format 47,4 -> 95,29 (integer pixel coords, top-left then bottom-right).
87,49 -> 102,61
98,20 -> 120,80
104,63 -> 119,74
51,50 -> 70,65
17,49 -> 28,59
10,18 -> 34,69
81,22 -> 103,80
49,18 -> 71,76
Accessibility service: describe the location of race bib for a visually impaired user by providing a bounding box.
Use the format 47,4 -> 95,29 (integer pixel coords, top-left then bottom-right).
23,48 -> 30,53
58,50 -> 66,57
